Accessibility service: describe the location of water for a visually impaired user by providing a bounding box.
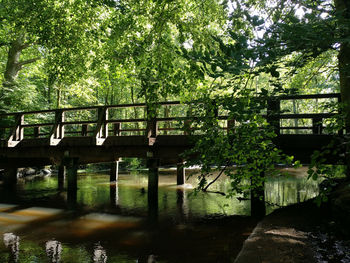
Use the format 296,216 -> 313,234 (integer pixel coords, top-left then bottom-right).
0,168 -> 320,262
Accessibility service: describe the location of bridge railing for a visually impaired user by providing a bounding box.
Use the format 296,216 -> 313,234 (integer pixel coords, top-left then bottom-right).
0,93 -> 342,147
277,93 -> 341,135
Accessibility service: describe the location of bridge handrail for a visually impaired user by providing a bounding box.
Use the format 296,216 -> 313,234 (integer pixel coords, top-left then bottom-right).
277,93 -> 340,100
0,93 -> 343,147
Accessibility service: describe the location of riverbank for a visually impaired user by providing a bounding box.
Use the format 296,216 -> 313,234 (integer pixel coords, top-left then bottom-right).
234,198 -> 350,263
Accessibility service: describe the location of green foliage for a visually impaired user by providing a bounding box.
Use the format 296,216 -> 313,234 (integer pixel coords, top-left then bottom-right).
307,102 -> 349,205
0,0 -> 346,199
184,89 -> 299,197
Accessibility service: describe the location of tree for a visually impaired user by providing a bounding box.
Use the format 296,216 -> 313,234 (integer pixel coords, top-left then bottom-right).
0,0 -> 112,111
180,0 -> 349,201
103,0 -> 228,108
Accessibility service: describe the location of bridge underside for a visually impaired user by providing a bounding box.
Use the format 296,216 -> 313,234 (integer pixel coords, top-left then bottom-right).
0,134 -> 340,169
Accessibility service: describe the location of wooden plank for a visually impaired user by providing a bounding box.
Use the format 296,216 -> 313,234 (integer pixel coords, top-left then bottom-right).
280,126 -> 313,130
278,93 -> 340,100
21,122 -> 54,128
117,128 -> 145,132
279,113 -> 336,119
107,118 -> 146,123
62,120 -> 96,125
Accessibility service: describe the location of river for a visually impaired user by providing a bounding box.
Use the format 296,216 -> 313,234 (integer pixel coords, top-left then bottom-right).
0,167 -> 319,262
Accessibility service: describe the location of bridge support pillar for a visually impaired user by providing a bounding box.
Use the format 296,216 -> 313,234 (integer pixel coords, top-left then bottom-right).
3,167 -> 18,187
110,160 -> 119,182
250,172 -> 266,219
58,165 -> 66,190
176,162 -> 185,185
66,158 -> 78,209
147,158 -> 159,221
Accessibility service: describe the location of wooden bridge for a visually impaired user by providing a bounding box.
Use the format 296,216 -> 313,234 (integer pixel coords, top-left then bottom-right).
0,93 -> 343,217
0,93 -> 342,191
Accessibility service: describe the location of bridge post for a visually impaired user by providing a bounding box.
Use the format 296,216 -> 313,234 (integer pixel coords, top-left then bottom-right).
7,113 -> 24,147
267,98 -> 280,135
58,165 -> 66,190
147,158 -> 159,221
55,110 -> 65,138
312,117 -> 323,134
94,107 -> 108,145
184,120 -> 192,135
184,105 -> 192,135
50,110 -> 65,145
211,99 -> 218,118
110,160 -> 119,182
227,118 -> 235,135
81,124 -> 88,136
97,107 -> 108,138
250,172 -> 266,218
177,162 -> 185,185
113,123 -> 121,136
146,118 -> 158,139
34,127 -> 40,138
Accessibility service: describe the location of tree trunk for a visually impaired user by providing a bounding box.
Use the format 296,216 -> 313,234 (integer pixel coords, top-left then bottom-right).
47,76 -> 55,107
339,44 -> 350,128
57,88 -> 61,109
163,105 -> 170,135
131,86 -> 140,134
3,37 -> 25,87
293,100 -> 298,134
3,36 -> 38,89
47,81 -> 52,106
335,0 -> 350,179
335,0 -> 350,130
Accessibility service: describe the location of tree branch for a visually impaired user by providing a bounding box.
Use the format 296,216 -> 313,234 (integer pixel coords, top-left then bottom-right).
18,57 -> 41,67
203,165 -> 227,191
302,59 -> 328,90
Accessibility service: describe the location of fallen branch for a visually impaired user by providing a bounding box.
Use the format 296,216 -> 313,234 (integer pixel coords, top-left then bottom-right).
203,165 -> 227,192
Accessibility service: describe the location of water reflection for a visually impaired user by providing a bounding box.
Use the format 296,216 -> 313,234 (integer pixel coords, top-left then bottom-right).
0,170 -> 321,218
93,243 -> 107,263
176,189 -> 188,223
45,240 -> 62,263
3,233 -> 19,262
0,168 -> 322,262
67,186 -> 77,210
110,183 -> 119,207
265,171 -> 320,214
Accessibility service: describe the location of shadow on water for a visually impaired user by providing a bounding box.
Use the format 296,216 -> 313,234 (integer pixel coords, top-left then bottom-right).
0,168 -> 319,262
